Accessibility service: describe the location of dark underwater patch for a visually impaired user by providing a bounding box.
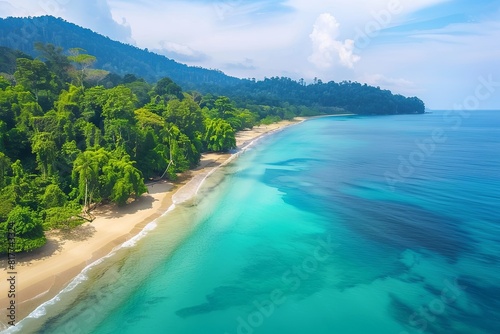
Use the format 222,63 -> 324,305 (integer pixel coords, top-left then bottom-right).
334,197 -> 473,261
175,286 -> 254,318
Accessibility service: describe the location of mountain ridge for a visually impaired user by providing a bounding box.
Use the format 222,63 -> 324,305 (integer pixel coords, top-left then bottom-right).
0,15 -> 425,115
0,15 -> 239,88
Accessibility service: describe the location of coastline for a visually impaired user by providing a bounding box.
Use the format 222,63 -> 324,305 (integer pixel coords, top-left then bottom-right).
0,117 -> 305,329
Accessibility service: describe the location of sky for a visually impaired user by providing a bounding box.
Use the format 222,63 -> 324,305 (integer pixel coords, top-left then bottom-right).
1,0 -> 499,109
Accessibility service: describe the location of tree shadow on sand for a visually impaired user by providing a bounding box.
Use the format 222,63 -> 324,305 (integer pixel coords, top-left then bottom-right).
10,238 -> 64,265
56,224 -> 96,242
92,195 -> 157,219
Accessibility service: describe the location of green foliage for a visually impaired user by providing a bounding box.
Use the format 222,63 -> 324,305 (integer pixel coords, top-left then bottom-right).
67,48 -> 97,87
1,206 -> 46,253
260,115 -> 282,125
125,80 -> 152,107
72,148 -> 110,206
152,77 -> 183,103
81,85 -> 106,124
14,58 -> 54,101
164,96 -> 205,139
56,84 -> 84,116
43,203 -> 83,230
213,96 -> 235,119
0,151 -> 11,188
72,148 -> 146,207
0,83 -> 17,128
0,186 -> 15,221
34,42 -> 71,88
203,119 -> 236,152
31,132 -> 57,177
0,46 -> 33,74
104,118 -> 137,152
102,85 -> 137,120
135,108 -> 165,130
237,109 -> 258,129
41,184 -> 67,208
102,154 -> 148,206
0,75 -> 11,90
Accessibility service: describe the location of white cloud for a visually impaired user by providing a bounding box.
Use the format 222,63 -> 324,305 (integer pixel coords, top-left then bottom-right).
308,13 -> 360,69
359,73 -> 418,95
224,58 -> 256,71
61,0 -> 134,44
154,41 -> 208,62
106,0 -> 305,78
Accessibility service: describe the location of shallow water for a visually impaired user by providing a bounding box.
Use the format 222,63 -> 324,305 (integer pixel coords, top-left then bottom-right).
11,111 -> 500,334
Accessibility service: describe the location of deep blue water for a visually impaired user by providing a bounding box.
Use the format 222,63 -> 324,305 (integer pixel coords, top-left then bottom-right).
11,110 -> 500,334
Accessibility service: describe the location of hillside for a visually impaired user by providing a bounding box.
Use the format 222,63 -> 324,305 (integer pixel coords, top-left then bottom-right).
0,15 -> 424,115
0,46 -> 33,74
0,16 -> 239,88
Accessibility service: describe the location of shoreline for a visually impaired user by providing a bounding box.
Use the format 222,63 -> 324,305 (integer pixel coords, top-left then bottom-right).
0,117 -> 306,330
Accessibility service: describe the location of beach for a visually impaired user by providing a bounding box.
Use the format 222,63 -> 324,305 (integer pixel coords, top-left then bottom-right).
0,118 -> 303,328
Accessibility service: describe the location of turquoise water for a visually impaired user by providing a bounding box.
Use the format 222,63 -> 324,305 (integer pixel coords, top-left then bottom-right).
12,111 -> 500,333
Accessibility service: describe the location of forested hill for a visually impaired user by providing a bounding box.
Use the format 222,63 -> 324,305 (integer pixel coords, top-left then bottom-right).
0,16 -> 239,88
216,77 -> 425,115
0,15 -> 425,115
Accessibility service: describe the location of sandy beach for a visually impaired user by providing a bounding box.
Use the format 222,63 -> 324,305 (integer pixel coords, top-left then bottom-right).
0,118 -> 303,328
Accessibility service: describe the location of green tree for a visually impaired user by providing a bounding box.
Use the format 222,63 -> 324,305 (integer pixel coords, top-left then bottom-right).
72,148 -> 109,212
72,148 -> 146,208
158,125 -> 192,179
0,186 -> 16,222
67,48 -> 96,87
102,85 -> 137,120
125,80 -> 151,107
2,206 -> 46,253
164,95 -> 205,139
151,77 -> 183,104
31,132 -> 57,178
0,151 -> 11,188
134,108 -> 165,130
43,203 -> 83,230
213,96 -> 236,119
14,58 -> 54,102
56,84 -> 84,116
81,85 -> 107,124
41,183 -> 67,208
102,153 -> 147,206
85,69 -> 110,86
237,109 -> 257,129
79,120 -> 101,149
103,118 -> 136,152
0,81 -> 17,128
203,118 -> 236,152
34,42 -> 71,88
133,108 -> 167,177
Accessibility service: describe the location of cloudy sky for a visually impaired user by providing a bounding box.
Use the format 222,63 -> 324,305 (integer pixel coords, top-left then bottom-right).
1,0 -> 500,109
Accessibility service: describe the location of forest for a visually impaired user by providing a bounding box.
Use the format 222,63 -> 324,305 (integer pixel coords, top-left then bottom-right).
0,19 -> 424,254
0,44 -> 264,253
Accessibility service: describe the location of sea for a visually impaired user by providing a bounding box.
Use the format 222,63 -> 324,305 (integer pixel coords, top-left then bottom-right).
7,110 -> 500,334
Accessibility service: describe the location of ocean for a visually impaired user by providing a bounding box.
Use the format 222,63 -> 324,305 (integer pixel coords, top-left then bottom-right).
10,110 -> 500,334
